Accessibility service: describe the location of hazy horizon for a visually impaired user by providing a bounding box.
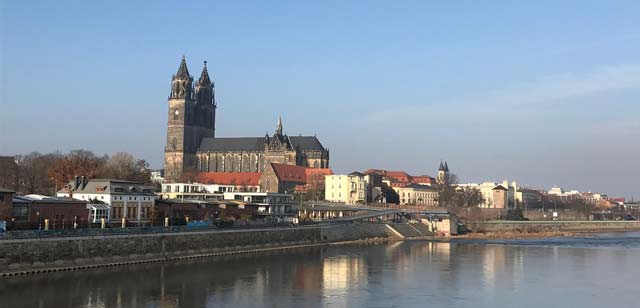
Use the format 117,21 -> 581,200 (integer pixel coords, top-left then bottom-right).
1,1 -> 639,198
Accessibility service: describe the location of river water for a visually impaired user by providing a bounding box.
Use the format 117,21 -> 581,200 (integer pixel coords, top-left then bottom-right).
2,232 -> 640,308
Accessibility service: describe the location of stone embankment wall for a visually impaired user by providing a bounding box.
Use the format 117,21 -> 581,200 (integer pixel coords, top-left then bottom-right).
455,208 -> 590,221
0,223 -> 405,274
466,221 -> 640,233
0,226 -> 321,274
320,223 -> 399,241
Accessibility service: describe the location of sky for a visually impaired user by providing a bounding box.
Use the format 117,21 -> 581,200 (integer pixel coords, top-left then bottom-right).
1,0 -> 639,198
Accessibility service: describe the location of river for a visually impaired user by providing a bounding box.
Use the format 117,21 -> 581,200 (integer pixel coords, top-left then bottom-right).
1,232 -> 639,308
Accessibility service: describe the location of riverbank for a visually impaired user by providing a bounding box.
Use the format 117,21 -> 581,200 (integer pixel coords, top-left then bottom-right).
465,220 -> 640,233
0,223 -> 413,277
459,220 -> 640,239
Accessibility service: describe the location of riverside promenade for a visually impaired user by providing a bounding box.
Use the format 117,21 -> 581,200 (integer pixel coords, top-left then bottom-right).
0,222 -> 434,276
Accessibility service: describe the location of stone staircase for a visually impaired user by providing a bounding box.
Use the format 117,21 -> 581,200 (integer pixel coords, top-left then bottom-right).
387,223 -> 434,238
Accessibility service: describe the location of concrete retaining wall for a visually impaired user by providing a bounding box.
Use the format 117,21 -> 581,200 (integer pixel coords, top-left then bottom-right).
0,226 -> 322,274
320,223 -> 399,241
466,221 -> 640,233
0,223 -> 405,275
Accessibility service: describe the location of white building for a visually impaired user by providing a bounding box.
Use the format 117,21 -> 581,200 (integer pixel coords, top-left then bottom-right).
160,182 -> 232,200
394,184 -> 439,206
548,187 -> 581,201
458,180 -> 515,209
324,172 -> 370,205
150,169 -> 165,184
57,177 -> 156,223
223,192 -> 295,219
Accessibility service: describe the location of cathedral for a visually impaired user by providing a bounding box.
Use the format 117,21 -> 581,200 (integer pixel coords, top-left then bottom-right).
164,57 -> 330,181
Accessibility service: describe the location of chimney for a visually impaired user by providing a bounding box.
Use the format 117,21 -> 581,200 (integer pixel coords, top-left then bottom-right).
81,176 -> 88,189
74,176 -> 81,190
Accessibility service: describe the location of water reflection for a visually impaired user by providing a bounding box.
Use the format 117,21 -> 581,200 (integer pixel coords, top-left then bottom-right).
2,234 -> 640,308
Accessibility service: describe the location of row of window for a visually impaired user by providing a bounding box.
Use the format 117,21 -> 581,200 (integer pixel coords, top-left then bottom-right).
78,195 -> 153,201
111,205 -> 153,219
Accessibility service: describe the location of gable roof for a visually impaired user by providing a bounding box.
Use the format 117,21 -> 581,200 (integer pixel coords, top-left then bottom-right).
60,179 -> 155,195
306,168 -> 333,177
289,136 -> 326,151
199,137 -> 265,152
197,172 -> 261,186
270,163 -> 307,183
199,136 -> 326,152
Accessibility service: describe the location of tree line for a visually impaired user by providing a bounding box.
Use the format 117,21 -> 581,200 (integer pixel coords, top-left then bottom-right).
0,150 -> 152,196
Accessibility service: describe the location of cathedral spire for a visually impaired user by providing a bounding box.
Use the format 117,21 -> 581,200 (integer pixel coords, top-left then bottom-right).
276,116 -> 283,135
195,60 -> 214,105
175,55 -> 190,78
197,60 -> 211,86
170,56 -> 193,99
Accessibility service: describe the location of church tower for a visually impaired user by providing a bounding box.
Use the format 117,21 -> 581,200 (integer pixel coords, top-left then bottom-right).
164,56 -> 197,181
195,61 -> 216,139
437,161 -> 450,186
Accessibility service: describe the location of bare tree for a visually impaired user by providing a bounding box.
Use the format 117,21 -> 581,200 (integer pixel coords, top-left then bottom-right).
17,152 -> 61,194
437,173 -> 459,208
453,187 -> 484,208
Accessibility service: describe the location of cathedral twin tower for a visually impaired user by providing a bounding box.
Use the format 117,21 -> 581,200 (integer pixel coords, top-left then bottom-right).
164,57 -> 330,181
164,57 -> 216,180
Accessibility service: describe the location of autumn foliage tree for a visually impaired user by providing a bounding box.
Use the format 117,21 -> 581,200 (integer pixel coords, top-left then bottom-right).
8,149 -> 153,195
47,150 -> 106,189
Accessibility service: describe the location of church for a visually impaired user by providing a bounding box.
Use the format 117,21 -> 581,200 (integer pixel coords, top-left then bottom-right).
164,57 -> 330,181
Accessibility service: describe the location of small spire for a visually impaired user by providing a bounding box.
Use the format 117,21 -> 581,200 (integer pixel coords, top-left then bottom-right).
444,161 -> 449,172
276,116 -> 283,135
175,56 -> 190,78
197,60 -> 211,85
439,161 -> 444,171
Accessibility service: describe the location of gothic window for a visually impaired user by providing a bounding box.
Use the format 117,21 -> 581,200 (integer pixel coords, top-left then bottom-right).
266,178 -> 271,191
172,137 -> 177,150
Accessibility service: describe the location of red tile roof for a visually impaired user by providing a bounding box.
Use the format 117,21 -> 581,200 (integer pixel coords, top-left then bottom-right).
271,164 -> 307,183
305,168 -> 333,179
364,168 -> 434,185
270,164 -> 333,184
197,172 -> 261,186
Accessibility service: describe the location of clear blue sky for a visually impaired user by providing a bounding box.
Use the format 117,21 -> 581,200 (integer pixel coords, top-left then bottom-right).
1,0 -> 639,198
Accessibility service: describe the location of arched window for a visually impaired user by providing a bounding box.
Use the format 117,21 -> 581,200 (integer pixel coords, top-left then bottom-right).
265,178 -> 271,191
172,137 -> 177,150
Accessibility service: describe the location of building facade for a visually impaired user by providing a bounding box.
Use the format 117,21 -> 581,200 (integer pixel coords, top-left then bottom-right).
163,58 -> 329,181
11,195 -> 88,230
324,172 -> 370,205
394,184 -> 439,206
57,177 -> 156,223
458,181 -> 514,209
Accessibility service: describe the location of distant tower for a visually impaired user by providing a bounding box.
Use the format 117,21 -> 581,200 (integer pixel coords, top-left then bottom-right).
275,116 -> 283,135
437,161 -> 450,185
194,60 -> 216,138
164,56 -> 197,181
